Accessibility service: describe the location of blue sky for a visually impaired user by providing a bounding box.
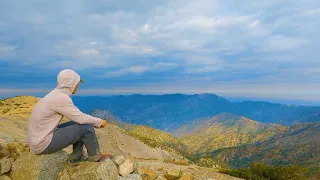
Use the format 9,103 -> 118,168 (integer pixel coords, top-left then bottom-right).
1,0 -> 320,103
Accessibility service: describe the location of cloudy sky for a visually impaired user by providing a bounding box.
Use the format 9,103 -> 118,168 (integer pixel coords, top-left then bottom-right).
1,0 -> 320,103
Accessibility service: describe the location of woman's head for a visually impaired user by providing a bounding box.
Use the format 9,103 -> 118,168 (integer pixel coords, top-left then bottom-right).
57,69 -> 83,95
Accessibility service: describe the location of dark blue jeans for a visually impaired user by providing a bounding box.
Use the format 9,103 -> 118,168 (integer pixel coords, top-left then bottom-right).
42,121 -> 102,161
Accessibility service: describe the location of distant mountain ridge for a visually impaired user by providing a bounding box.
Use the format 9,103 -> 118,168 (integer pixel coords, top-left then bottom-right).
177,113 -> 285,153
205,122 -> 320,168
72,94 -> 320,131
173,112 -> 319,169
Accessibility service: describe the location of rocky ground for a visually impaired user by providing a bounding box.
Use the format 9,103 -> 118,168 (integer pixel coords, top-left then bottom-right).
0,141 -> 242,180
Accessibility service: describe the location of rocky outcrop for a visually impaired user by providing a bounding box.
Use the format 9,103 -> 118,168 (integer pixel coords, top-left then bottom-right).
10,150 -> 68,180
0,141 -> 141,180
0,140 -> 242,180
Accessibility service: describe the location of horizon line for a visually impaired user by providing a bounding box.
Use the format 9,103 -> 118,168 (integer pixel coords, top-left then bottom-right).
1,89 -> 320,106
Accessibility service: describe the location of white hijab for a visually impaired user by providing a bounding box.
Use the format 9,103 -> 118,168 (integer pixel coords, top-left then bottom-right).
56,69 -> 81,96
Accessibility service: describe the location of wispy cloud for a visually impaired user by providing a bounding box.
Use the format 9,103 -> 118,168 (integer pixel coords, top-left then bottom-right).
79,49 -> 99,55
105,62 -> 178,78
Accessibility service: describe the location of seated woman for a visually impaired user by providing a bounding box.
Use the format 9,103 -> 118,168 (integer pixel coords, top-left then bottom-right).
27,69 -> 110,165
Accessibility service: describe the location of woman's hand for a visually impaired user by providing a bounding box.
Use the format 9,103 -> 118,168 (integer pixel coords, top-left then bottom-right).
100,120 -> 107,128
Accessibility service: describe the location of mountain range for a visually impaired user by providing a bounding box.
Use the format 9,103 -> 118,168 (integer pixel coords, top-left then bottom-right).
1,95 -> 319,179
89,109 -> 319,171
72,94 -> 320,131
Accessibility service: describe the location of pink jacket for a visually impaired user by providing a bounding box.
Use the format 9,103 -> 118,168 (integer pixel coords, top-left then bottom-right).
27,69 -> 102,154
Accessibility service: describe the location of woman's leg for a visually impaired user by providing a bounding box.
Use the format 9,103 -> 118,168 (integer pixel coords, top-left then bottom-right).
55,121 -> 85,160
41,123 -> 102,161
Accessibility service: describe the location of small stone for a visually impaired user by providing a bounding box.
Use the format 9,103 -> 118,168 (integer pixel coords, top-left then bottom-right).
0,157 -> 14,175
119,158 -> 134,177
164,170 -> 183,180
117,174 -> 142,180
140,168 -> 158,180
0,175 -> 11,180
179,174 -> 193,180
115,155 -> 125,165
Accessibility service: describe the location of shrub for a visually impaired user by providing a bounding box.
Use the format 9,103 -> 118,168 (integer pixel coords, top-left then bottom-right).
219,162 -> 308,180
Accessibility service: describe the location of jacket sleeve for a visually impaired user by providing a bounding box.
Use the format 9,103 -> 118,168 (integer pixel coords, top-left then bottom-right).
50,95 -> 102,128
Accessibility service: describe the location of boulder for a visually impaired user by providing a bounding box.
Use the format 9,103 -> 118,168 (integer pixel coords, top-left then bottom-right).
117,174 -> 142,180
0,157 -> 14,175
58,159 -> 118,180
0,175 -> 11,180
10,150 -> 68,180
119,158 -> 135,177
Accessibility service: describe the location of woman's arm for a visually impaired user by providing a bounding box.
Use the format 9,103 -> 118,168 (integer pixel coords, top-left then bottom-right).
50,95 -> 102,128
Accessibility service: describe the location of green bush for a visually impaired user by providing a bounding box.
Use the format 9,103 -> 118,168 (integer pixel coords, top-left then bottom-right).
306,167 -> 320,180
219,162 -> 308,180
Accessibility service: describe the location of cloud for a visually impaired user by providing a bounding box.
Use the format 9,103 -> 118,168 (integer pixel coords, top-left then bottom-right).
0,0 -> 320,100
105,62 -> 178,78
260,35 -> 308,52
79,49 -> 99,55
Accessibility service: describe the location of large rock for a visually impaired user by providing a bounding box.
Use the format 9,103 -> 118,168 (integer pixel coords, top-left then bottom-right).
10,150 -> 68,180
119,158 -> 135,177
0,157 -> 14,175
58,159 -> 118,180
